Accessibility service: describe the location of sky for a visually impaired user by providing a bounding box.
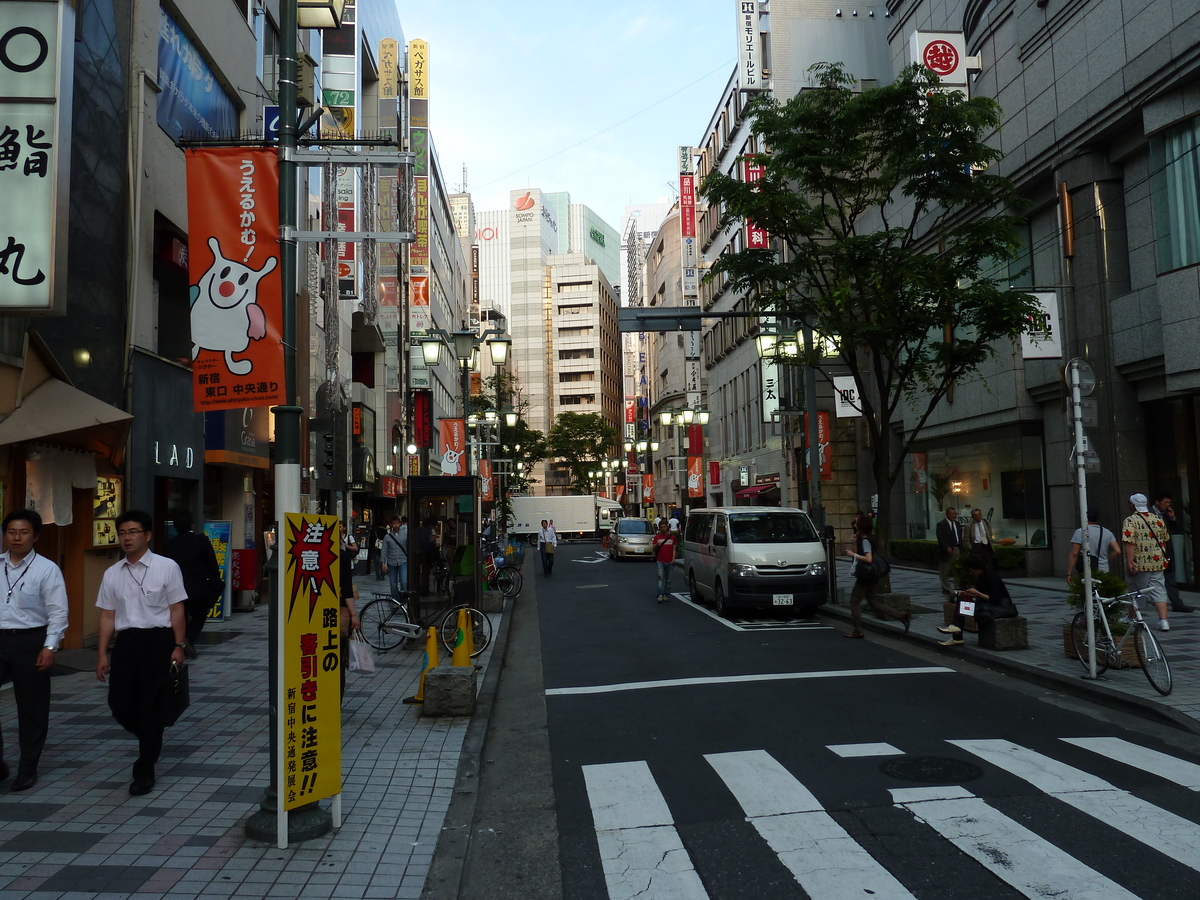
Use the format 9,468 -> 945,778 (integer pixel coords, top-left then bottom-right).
396,0 -> 739,231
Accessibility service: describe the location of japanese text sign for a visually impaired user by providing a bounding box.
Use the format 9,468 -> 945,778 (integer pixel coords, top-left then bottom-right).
439,419 -> 466,475
279,514 -> 343,812
480,459 -> 494,502
803,412 -> 833,481
408,40 -> 429,99
0,1 -> 73,313
185,148 -> 285,411
643,474 -> 655,504
736,1 -> 762,91
688,456 -> 704,498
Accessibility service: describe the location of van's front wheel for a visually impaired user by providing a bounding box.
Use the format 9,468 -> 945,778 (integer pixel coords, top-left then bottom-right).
714,580 -> 731,618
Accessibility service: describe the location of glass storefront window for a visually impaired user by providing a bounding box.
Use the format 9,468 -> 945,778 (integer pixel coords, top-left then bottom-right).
905,434 -> 1047,548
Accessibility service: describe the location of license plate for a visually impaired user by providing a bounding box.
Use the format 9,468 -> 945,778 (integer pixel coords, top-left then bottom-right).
773,594 -> 793,606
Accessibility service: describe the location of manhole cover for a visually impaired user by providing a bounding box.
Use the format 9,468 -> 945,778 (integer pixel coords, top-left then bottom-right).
880,756 -> 984,783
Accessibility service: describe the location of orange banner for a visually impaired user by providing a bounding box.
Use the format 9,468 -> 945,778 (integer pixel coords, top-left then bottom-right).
480,459 -> 494,501
186,148 -> 285,411
439,419 -> 466,475
643,474 -> 654,504
688,456 -> 704,498
615,485 -> 625,502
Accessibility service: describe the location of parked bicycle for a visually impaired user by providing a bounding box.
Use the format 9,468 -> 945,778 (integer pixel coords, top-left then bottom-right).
481,539 -> 522,598
1070,589 -> 1172,695
357,590 -> 492,658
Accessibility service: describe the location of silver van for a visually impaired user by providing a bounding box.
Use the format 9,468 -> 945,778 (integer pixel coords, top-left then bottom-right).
682,507 -> 828,617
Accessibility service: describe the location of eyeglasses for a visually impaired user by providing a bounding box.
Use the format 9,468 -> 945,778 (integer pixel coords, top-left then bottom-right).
4,529 -> 33,537
117,529 -> 146,538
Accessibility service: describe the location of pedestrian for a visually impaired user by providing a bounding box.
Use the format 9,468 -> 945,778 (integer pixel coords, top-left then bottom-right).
966,508 -> 996,568
1122,493 -> 1172,631
95,510 -> 188,796
1152,492 -> 1194,613
668,513 -> 680,533
160,510 -> 223,659
538,519 -> 557,575
935,507 -> 964,597
652,521 -> 680,603
844,513 -> 909,639
1065,507 -> 1119,583
0,509 -> 68,792
380,516 -> 408,598
340,528 -> 360,701
937,554 -> 1018,645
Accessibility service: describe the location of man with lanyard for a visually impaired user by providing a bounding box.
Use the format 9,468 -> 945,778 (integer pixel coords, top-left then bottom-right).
381,516 -> 408,599
1122,493 -> 1172,632
0,509 -> 68,792
538,519 -> 557,576
95,510 -> 187,796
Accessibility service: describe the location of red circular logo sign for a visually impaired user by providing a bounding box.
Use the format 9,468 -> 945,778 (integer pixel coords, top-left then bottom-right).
923,40 -> 959,77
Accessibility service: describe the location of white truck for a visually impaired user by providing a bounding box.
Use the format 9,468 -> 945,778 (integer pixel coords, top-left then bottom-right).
508,495 -> 623,544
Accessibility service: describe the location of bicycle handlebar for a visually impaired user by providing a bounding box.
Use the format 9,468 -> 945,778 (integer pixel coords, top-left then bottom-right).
1094,590 -> 1144,606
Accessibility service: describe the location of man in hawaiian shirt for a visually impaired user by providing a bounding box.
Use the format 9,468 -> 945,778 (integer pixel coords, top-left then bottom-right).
1122,493 -> 1172,631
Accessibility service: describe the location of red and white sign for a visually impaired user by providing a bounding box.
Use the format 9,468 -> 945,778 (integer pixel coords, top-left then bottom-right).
643,474 -> 655,504
910,32 -> 968,86
413,391 -> 432,448
687,456 -> 704,499
709,461 -> 720,487
625,398 -> 636,424
438,419 -> 466,476
627,451 -> 639,476
802,411 -> 833,482
480,460 -> 494,501
744,156 -> 768,249
410,275 -> 431,332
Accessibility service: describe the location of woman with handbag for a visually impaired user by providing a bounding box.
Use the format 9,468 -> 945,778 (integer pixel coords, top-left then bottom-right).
844,513 -> 910,639
937,554 -> 1018,646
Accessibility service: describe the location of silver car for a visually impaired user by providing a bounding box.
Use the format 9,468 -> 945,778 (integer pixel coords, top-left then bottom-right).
609,518 -> 655,560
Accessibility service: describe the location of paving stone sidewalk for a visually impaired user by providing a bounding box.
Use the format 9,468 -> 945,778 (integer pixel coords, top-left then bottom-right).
827,561 -> 1200,731
0,573 -> 499,900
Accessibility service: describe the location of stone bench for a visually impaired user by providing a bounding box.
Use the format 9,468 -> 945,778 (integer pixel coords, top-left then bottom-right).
977,616 -> 1028,651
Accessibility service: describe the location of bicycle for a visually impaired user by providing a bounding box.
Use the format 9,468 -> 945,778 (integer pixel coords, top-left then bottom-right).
1070,590 -> 1172,695
481,540 -> 522,598
357,590 -> 493,659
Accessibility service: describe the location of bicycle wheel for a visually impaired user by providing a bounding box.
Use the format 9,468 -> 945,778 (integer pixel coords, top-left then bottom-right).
1070,611 -> 1110,675
1134,626 -> 1173,696
358,598 -> 410,651
439,605 -> 493,658
495,567 -> 521,598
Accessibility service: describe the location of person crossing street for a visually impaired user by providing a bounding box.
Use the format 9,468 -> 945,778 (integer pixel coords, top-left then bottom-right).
652,520 -> 680,603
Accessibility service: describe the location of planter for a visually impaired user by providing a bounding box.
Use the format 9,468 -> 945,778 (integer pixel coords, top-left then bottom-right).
943,599 -> 978,633
1061,623 -> 1140,668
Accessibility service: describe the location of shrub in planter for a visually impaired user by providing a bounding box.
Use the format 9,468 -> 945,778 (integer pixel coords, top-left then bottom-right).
1066,570 -> 1130,636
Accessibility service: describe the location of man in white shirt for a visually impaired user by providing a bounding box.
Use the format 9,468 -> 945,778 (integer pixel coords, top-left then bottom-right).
538,519 -> 558,576
0,509 -> 68,792
1066,506 -> 1120,581
381,516 -> 408,598
968,508 -> 996,568
95,510 -> 187,796
668,514 -> 680,533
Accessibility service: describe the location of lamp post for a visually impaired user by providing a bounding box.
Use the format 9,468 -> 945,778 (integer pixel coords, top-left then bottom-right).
420,327 -> 509,420
636,439 -> 660,515
757,326 -> 821,524
658,407 -> 710,510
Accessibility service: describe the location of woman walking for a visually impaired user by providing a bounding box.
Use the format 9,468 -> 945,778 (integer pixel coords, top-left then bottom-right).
844,513 -> 910,638
651,520 -> 680,603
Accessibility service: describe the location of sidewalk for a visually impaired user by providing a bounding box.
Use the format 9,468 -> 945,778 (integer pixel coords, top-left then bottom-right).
0,573 -> 505,900
824,561 -> 1200,733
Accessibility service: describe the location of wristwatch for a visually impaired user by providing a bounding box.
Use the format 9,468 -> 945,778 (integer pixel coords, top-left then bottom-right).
175,642 -> 187,649
42,646 -> 56,652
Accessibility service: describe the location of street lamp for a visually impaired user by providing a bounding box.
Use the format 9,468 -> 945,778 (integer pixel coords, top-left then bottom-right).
419,326 -> 510,418
296,0 -> 346,28
504,410 -> 518,428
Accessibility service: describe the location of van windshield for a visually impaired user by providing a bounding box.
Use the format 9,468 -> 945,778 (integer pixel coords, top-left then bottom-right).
618,520 -> 654,535
727,512 -> 819,543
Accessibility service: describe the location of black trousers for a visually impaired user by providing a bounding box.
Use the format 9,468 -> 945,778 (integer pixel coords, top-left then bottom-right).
184,597 -> 211,645
0,627 -> 50,777
108,627 -> 173,779
540,546 -> 555,575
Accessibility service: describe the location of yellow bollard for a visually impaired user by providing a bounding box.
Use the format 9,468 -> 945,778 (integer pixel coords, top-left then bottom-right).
450,607 -> 472,667
404,627 -> 440,704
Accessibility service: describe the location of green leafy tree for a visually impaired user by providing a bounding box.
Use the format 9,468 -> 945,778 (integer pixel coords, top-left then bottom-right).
700,62 -> 1041,547
547,412 -> 619,494
470,374 -> 545,520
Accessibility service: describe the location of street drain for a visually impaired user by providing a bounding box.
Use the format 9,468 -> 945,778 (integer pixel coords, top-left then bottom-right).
879,756 -> 984,783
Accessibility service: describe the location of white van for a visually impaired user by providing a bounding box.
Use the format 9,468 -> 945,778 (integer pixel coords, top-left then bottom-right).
682,506 -> 828,617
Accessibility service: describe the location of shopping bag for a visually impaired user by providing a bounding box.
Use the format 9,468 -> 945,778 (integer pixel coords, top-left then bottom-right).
157,661 -> 191,727
349,632 -> 376,674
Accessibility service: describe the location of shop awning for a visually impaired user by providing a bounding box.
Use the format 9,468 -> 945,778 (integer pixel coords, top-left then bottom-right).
734,482 -> 779,499
0,377 -> 132,448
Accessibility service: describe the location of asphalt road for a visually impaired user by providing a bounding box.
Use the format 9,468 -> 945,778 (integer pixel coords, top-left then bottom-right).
462,542 -> 1200,900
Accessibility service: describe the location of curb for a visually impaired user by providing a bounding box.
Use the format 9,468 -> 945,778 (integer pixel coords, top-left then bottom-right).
820,601 -> 1200,736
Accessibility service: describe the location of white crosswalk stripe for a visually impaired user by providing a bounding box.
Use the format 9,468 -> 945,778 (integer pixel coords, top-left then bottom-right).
891,785 -> 1139,900
951,738 -> 1200,873
706,749 -> 917,899
582,760 -> 709,900
1062,736 -> 1200,790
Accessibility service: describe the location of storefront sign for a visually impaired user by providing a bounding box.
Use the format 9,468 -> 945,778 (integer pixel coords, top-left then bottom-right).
833,376 -> 863,418
910,31 -> 969,86
231,547 -> 257,591
688,456 -> 704,498
760,360 -> 779,423
185,147 -> 284,411
0,0 -> 73,313
279,514 -> 342,814
480,459 -> 494,501
709,461 -> 720,487
438,418 -> 466,475
378,39 -> 399,98
735,1 -> 762,91
643,474 -> 654,504
408,39 -> 429,99
1020,292 -> 1063,360
204,520 -> 232,620
157,6 -> 238,141
413,391 -> 432,448
205,406 -> 271,468
745,156 -> 768,249
803,411 -> 833,481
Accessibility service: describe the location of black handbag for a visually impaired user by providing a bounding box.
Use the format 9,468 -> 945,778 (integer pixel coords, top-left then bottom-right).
975,594 -> 1018,625
158,661 -> 191,727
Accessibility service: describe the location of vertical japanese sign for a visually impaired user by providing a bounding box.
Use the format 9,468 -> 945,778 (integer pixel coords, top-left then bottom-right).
410,274 -> 431,332
624,397 -> 636,442
279,514 -> 342,815
760,359 -> 780,423
0,0 -> 72,314
185,148 -> 285,411
735,1 -> 762,91
687,457 -> 704,498
204,520 -> 233,621
802,412 -> 833,481
643,474 -> 655,504
480,459 -> 494,502
744,156 -> 768,249
378,39 -> 399,98
439,419 -> 466,475
408,39 -> 429,100
679,146 -> 699,301
412,391 -> 432,447
709,461 -> 721,487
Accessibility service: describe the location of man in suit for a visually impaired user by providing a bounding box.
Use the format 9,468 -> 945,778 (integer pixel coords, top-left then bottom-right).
967,508 -> 997,569
935,507 -> 964,597
161,510 -> 222,658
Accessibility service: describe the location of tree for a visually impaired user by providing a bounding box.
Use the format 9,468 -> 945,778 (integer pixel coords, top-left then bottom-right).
546,412 -> 618,494
469,373 -> 546,512
700,62 -> 1040,547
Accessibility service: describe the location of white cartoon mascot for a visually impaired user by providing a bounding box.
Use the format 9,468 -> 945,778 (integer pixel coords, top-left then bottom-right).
441,446 -> 463,475
190,237 -> 277,375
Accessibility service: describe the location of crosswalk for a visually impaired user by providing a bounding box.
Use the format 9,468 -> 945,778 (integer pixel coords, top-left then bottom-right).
581,736 -> 1200,899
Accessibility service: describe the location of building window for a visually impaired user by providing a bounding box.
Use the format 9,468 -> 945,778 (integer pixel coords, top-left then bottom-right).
559,348 -> 594,360
1151,116 -> 1200,272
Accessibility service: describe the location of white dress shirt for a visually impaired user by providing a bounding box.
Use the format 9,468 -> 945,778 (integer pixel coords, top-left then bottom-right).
1,550 -> 69,649
973,522 -> 989,544
96,549 -> 187,631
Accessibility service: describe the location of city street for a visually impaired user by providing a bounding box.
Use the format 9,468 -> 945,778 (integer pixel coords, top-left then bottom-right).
469,542 -> 1200,900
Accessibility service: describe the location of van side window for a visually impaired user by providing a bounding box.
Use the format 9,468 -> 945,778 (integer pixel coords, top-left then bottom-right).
686,514 -> 712,543
714,516 -> 727,541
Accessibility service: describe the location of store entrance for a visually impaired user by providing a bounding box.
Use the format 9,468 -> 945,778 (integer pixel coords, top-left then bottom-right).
1145,399 -> 1198,589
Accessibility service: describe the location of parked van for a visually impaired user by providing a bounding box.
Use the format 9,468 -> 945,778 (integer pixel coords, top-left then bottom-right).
683,507 -> 828,617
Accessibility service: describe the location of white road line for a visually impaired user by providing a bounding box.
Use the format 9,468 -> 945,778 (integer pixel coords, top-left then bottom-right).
583,761 -> 709,900
707,750 -> 917,900
827,742 -> 904,758
892,786 -> 1140,900
546,666 -> 953,696
674,594 -> 745,630
952,739 -> 1200,873
1062,737 -> 1200,791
